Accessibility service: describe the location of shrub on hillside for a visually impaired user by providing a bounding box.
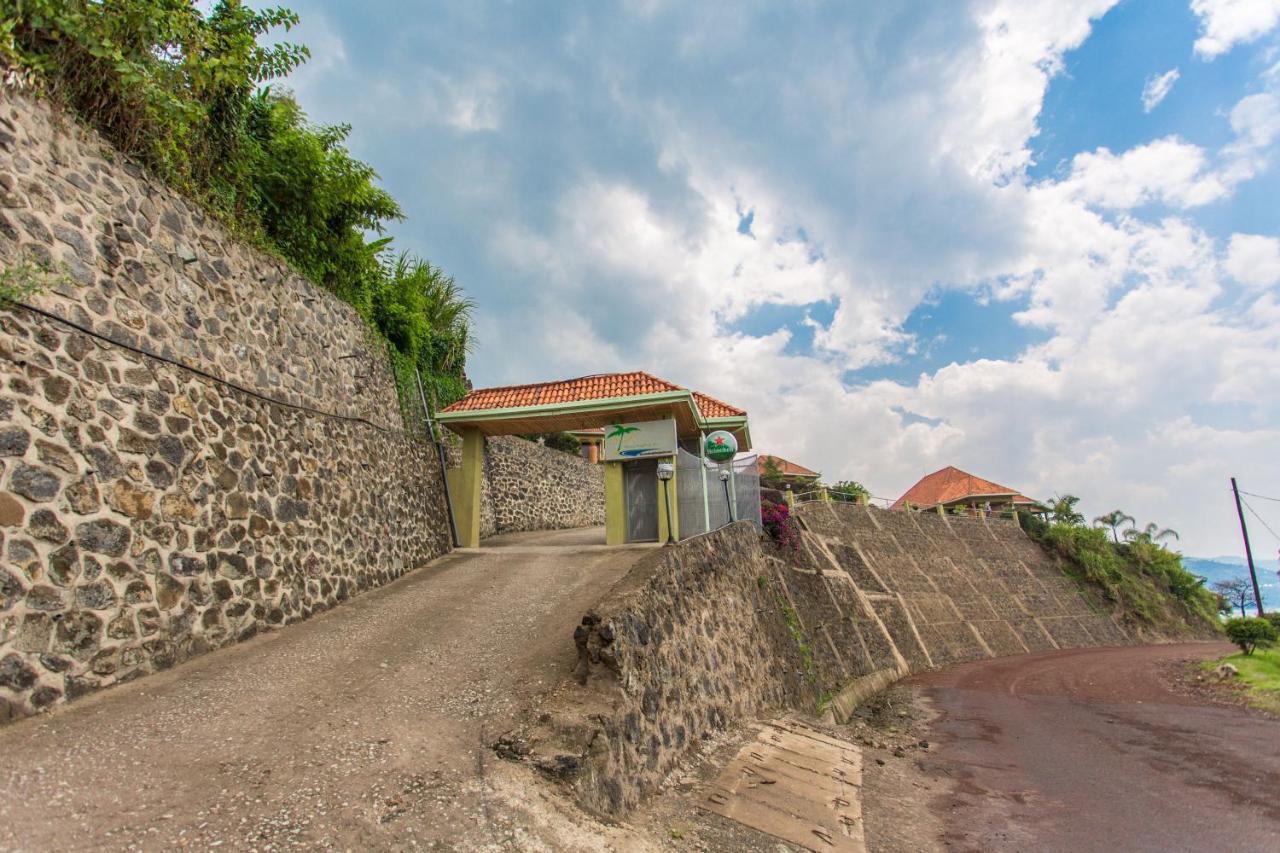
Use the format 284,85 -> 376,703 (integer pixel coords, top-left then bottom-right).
761,500 -> 799,551
1224,617 -> 1278,655
828,480 -> 870,503
1026,520 -> 1219,634
520,433 -> 581,455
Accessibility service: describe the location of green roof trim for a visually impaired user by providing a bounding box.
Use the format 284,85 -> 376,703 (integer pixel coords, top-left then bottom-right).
437,388 -> 750,444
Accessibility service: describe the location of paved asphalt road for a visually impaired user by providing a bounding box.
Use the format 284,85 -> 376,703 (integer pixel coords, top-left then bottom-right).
910,643 -> 1280,853
0,527 -> 649,852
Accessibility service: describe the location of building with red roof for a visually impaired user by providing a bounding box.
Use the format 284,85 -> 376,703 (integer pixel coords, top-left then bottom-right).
436,371 -> 753,546
756,454 -> 821,492
891,466 -> 1047,515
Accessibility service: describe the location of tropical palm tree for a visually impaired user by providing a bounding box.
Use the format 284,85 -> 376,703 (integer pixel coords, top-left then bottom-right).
1123,522 -> 1180,545
1093,510 -> 1136,544
606,424 -> 639,455
1049,493 -> 1085,526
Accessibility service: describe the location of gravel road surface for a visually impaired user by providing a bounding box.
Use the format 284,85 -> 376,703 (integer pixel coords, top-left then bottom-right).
0,527 -> 649,852
909,643 -> 1280,852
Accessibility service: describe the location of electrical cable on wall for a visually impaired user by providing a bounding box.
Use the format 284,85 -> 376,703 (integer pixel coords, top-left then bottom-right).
7,301 -> 405,435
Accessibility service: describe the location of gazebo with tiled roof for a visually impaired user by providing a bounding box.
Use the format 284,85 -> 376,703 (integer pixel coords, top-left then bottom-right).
436,372 -> 752,546
890,466 -> 1047,516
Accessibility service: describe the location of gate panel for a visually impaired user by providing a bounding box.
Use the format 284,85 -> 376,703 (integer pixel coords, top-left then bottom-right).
624,459 -> 659,542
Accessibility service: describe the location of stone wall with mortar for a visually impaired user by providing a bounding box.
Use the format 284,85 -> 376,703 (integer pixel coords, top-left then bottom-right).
503,522 -> 812,816
0,94 -> 397,426
482,436 -> 604,537
447,436 -> 605,540
0,94 -> 453,722
508,503 -> 1148,817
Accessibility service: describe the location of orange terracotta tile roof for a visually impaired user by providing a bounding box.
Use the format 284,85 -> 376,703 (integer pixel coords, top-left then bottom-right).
757,454 -> 821,479
692,390 -> 746,419
891,466 -> 1039,510
440,371 -> 746,420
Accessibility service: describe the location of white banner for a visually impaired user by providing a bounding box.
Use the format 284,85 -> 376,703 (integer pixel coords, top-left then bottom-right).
601,418 -> 678,461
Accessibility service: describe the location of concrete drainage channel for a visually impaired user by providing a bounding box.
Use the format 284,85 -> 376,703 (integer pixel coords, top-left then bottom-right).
698,718 -> 865,852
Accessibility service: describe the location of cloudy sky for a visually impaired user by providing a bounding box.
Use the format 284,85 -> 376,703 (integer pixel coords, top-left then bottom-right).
277,0 -> 1280,558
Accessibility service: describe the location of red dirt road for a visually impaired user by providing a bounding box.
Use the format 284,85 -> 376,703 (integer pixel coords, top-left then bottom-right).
910,643 -> 1280,852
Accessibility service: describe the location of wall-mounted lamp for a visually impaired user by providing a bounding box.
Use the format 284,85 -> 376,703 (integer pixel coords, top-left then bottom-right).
719,469 -> 735,523
658,461 -> 675,545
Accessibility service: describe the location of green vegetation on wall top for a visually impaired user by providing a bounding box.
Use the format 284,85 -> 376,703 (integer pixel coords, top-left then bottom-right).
1,0 -> 472,411
1018,510 -> 1220,638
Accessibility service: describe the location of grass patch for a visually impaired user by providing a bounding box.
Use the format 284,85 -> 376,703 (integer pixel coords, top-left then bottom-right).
1201,648 -> 1280,715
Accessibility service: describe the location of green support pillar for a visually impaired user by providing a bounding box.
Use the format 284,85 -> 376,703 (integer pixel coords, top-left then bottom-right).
604,461 -> 626,545
455,427 -> 484,547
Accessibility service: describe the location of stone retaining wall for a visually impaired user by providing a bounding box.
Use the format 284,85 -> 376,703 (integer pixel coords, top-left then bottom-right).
481,436 -> 605,537
512,503 -> 1144,817
0,94 -> 453,722
447,436 -> 605,540
792,502 -> 1131,718
0,94 -> 396,426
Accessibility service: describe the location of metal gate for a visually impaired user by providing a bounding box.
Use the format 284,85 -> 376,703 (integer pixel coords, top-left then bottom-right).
731,453 -> 763,529
624,458 -> 659,542
675,448 -> 761,539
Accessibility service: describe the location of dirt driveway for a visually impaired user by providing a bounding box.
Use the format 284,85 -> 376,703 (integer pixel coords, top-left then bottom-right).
0,527 -> 649,852
907,643 -> 1280,852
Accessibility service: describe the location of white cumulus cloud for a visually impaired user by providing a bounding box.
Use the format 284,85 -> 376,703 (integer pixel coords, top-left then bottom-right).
1225,233 -> 1280,287
1142,68 -> 1180,111
1191,0 -> 1280,58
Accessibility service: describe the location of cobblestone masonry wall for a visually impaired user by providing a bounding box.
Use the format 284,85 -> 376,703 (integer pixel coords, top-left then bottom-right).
0,95 -> 453,722
0,94 -> 396,426
446,436 -> 605,540
512,503 -> 1143,817
482,436 -> 604,537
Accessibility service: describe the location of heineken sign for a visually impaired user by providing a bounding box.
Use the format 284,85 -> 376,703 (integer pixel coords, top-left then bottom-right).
704,430 -> 738,462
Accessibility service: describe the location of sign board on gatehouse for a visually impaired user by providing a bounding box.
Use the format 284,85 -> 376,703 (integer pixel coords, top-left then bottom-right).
601,418 -> 678,462
704,430 -> 739,462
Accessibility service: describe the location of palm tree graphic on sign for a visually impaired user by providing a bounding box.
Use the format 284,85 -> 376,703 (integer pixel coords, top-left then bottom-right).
607,424 -> 640,455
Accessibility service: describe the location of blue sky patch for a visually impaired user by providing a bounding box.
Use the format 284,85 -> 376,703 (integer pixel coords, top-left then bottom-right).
846,289 -> 1048,384
728,298 -> 838,356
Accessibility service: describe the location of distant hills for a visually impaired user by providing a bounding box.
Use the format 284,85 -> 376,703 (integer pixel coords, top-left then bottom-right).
1183,555 -> 1278,611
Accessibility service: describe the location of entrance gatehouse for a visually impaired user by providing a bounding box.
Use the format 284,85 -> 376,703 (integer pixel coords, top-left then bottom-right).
434,371 -> 759,547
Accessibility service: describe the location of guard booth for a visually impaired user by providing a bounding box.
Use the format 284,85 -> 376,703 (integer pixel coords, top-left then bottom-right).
434,371 -> 757,547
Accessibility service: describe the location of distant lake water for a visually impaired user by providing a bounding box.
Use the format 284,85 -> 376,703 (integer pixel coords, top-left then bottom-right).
1184,556 -> 1279,612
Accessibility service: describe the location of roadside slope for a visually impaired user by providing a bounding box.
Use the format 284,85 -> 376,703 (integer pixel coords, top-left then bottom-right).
508,503 -> 1219,819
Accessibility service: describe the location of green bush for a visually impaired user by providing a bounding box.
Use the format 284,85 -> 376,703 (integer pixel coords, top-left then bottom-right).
2,1 -> 472,409
1224,617 -> 1278,655
828,480 -> 869,503
1026,520 -> 1219,635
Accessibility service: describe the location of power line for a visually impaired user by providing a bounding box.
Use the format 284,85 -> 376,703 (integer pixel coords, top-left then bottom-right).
1241,490 -> 1280,503
1242,498 -> 1280,544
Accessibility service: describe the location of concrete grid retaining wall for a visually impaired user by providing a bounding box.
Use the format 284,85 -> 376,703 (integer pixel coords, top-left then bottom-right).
0,93 -> 454,722
518,502 -> 1139,817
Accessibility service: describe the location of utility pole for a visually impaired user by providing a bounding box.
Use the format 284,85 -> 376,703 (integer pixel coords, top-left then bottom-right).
1230,477 -> 1265,616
